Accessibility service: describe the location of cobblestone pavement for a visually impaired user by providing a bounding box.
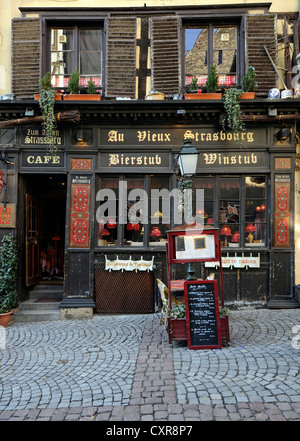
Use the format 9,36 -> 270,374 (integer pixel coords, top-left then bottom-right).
0,309 -> 300,421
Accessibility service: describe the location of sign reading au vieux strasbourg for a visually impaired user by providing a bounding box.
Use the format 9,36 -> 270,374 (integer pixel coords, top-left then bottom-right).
100,128 -> 267,168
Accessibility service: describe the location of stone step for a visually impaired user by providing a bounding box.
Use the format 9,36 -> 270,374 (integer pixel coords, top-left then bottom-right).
18,299 -> 61,311
14,310 -> 61,323
14,283 -> 63,322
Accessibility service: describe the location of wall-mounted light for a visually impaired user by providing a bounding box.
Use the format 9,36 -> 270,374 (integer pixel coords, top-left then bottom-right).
275,127 -> 291,143
75,129 -> 91,143
25,107 -> 34,116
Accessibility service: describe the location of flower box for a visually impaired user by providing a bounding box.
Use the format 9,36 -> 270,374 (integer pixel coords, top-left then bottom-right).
34,93 -> 63,100
184,93 -> 222,100
240,92 -> 255,99
63,94 -> 101,101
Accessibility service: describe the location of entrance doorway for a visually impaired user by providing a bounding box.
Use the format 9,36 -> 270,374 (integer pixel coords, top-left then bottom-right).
23,174 -> 67,286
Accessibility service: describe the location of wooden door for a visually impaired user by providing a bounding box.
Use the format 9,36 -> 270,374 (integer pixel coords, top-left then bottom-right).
26,194 -> 40,286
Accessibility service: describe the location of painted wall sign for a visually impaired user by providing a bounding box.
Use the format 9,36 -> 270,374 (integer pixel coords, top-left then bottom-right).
22,152 -> 64,167
99,127 -> 266,147
198,151 -> 266,168
100,152 -> 170,168
274,174 -> 291,247
21,127 -> 63,146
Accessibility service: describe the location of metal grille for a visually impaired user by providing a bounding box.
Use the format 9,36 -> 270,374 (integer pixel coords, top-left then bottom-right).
94,262 -> 154,314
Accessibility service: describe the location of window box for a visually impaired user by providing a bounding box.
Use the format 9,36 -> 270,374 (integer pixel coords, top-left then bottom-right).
63,94 -> 101,101
34,93 -> 63,101
184,92 -> 222,100
240,92 -> 255,99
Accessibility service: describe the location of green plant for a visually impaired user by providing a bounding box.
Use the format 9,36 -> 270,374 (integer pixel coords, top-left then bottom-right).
222,88 -> 245,135
169,303 -> 186,319
39,72 -> 57,154
188,75 -> 198,93
87,77 -> 97,94
68,68 -> 80,94
219,307 -> 230,317
0,235 -> 19,313
206,64 -> 219,93
242,66 -> 257,92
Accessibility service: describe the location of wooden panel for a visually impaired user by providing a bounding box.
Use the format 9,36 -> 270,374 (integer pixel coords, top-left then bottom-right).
150,16 -> 181,94
12,18 -> 41,100
105,17 -> 137,98
246,14 -> 277,95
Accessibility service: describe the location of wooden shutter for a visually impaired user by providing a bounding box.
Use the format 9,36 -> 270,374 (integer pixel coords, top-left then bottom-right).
247,14 -> 277,96
150,16 -> 181,95
12,18 -> 41,100
105,17 -> 137,98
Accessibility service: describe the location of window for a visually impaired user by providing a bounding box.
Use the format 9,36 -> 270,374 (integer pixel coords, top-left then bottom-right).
193,175 -> 267,248
96,175 -> 170,248
185,23 -> 238,88
50,25 -> 102,89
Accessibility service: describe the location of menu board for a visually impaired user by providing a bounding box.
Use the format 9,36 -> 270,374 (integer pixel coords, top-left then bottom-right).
184,280 -> 222,350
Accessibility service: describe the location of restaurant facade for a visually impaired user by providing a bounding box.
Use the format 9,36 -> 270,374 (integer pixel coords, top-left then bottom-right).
0,2 -> 299,318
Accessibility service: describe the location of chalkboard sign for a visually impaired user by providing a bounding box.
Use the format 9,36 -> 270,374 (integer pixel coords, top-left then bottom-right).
184,280 -> 222,350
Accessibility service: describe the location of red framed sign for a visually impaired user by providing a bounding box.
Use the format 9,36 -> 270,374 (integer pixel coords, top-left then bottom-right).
184,280 -> 222,350
167,228 -> 220,263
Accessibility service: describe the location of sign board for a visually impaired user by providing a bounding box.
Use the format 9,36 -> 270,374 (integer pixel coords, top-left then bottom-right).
184,280 -> 222,350
167,228 -> 220,263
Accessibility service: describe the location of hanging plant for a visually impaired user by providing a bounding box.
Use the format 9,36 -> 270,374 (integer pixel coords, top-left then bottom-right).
0,235 -> 19,314
39,72 -> 57,154
222,88 -> 245,136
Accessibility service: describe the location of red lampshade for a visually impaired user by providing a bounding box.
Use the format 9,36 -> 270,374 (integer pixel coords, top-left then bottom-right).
231,232 -> 239,242
261,204 -> 265,211
220,225 -> 232,236
150,226 -> 162,238
126,223 -> 140,231
246,223 -> 256,232
207,218 -> 214,224
256,206 -> 261,212
107,218 -> 117,228
101,228 -> 110,236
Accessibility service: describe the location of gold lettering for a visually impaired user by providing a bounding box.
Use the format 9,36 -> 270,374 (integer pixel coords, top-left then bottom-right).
108,130 -> 124,143
137,156 -> 142,165
27,155 -> 34,164
247,132 -> 254,143
108,154 -> 119,166
155,154 -> 161,165
203,153 -> 217,165
137,131 -> 146,142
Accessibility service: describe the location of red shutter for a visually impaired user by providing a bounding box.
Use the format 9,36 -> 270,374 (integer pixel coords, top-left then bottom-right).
12,18 -> 41,100
105,17 -> 137,98
150,16 -> 181,95
247,14 -> 277,95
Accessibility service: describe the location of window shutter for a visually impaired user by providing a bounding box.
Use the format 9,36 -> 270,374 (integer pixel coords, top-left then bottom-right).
12,18 -> 41,100
105,17 -> 137,98
247,14 -> 277,96
150,16 -> 181,95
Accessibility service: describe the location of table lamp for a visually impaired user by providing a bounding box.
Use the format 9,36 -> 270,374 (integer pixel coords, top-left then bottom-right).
220,225 -> 232,247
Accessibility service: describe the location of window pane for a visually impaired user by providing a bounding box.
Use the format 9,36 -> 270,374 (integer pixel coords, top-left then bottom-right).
150,177 -> 169,245
125,178 -> 145,246
213,50 -> 236,73
97,178 -> 118,247
213,27 -> 237,50
220,177 -> 239,199
185,28 -> 208,85
80,53 -> 101,76
194,177 -> 214,225
51,28 -> 74,51
51,51 -> 74,76
245,177 -> 266,246
80,29 -> 102,51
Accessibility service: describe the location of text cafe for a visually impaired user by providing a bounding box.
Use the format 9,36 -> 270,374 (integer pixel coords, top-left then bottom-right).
15,122 -> 296,317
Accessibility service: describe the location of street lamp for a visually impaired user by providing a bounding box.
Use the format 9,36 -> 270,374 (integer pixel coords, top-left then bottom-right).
177,138 -> 199,280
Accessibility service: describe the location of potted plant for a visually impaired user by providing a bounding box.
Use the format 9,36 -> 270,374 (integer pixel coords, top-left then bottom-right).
86,77 -> 101,101
167,303 -> 187,343
38,72 -> 58,154
241,66 -> 257,99
184,75 -> 203,100
0,235 -> 19,327
64,68 -> 80,100
222,87 -> 245,137
205,64 -> 222,98
34,72 -> 62,101
167,302 -> 230,344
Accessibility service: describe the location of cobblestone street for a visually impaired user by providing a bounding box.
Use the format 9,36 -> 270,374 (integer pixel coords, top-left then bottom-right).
1,309 -> 300,421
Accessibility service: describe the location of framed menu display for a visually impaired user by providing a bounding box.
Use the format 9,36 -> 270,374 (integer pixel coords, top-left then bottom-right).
167,228 -> 220,263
